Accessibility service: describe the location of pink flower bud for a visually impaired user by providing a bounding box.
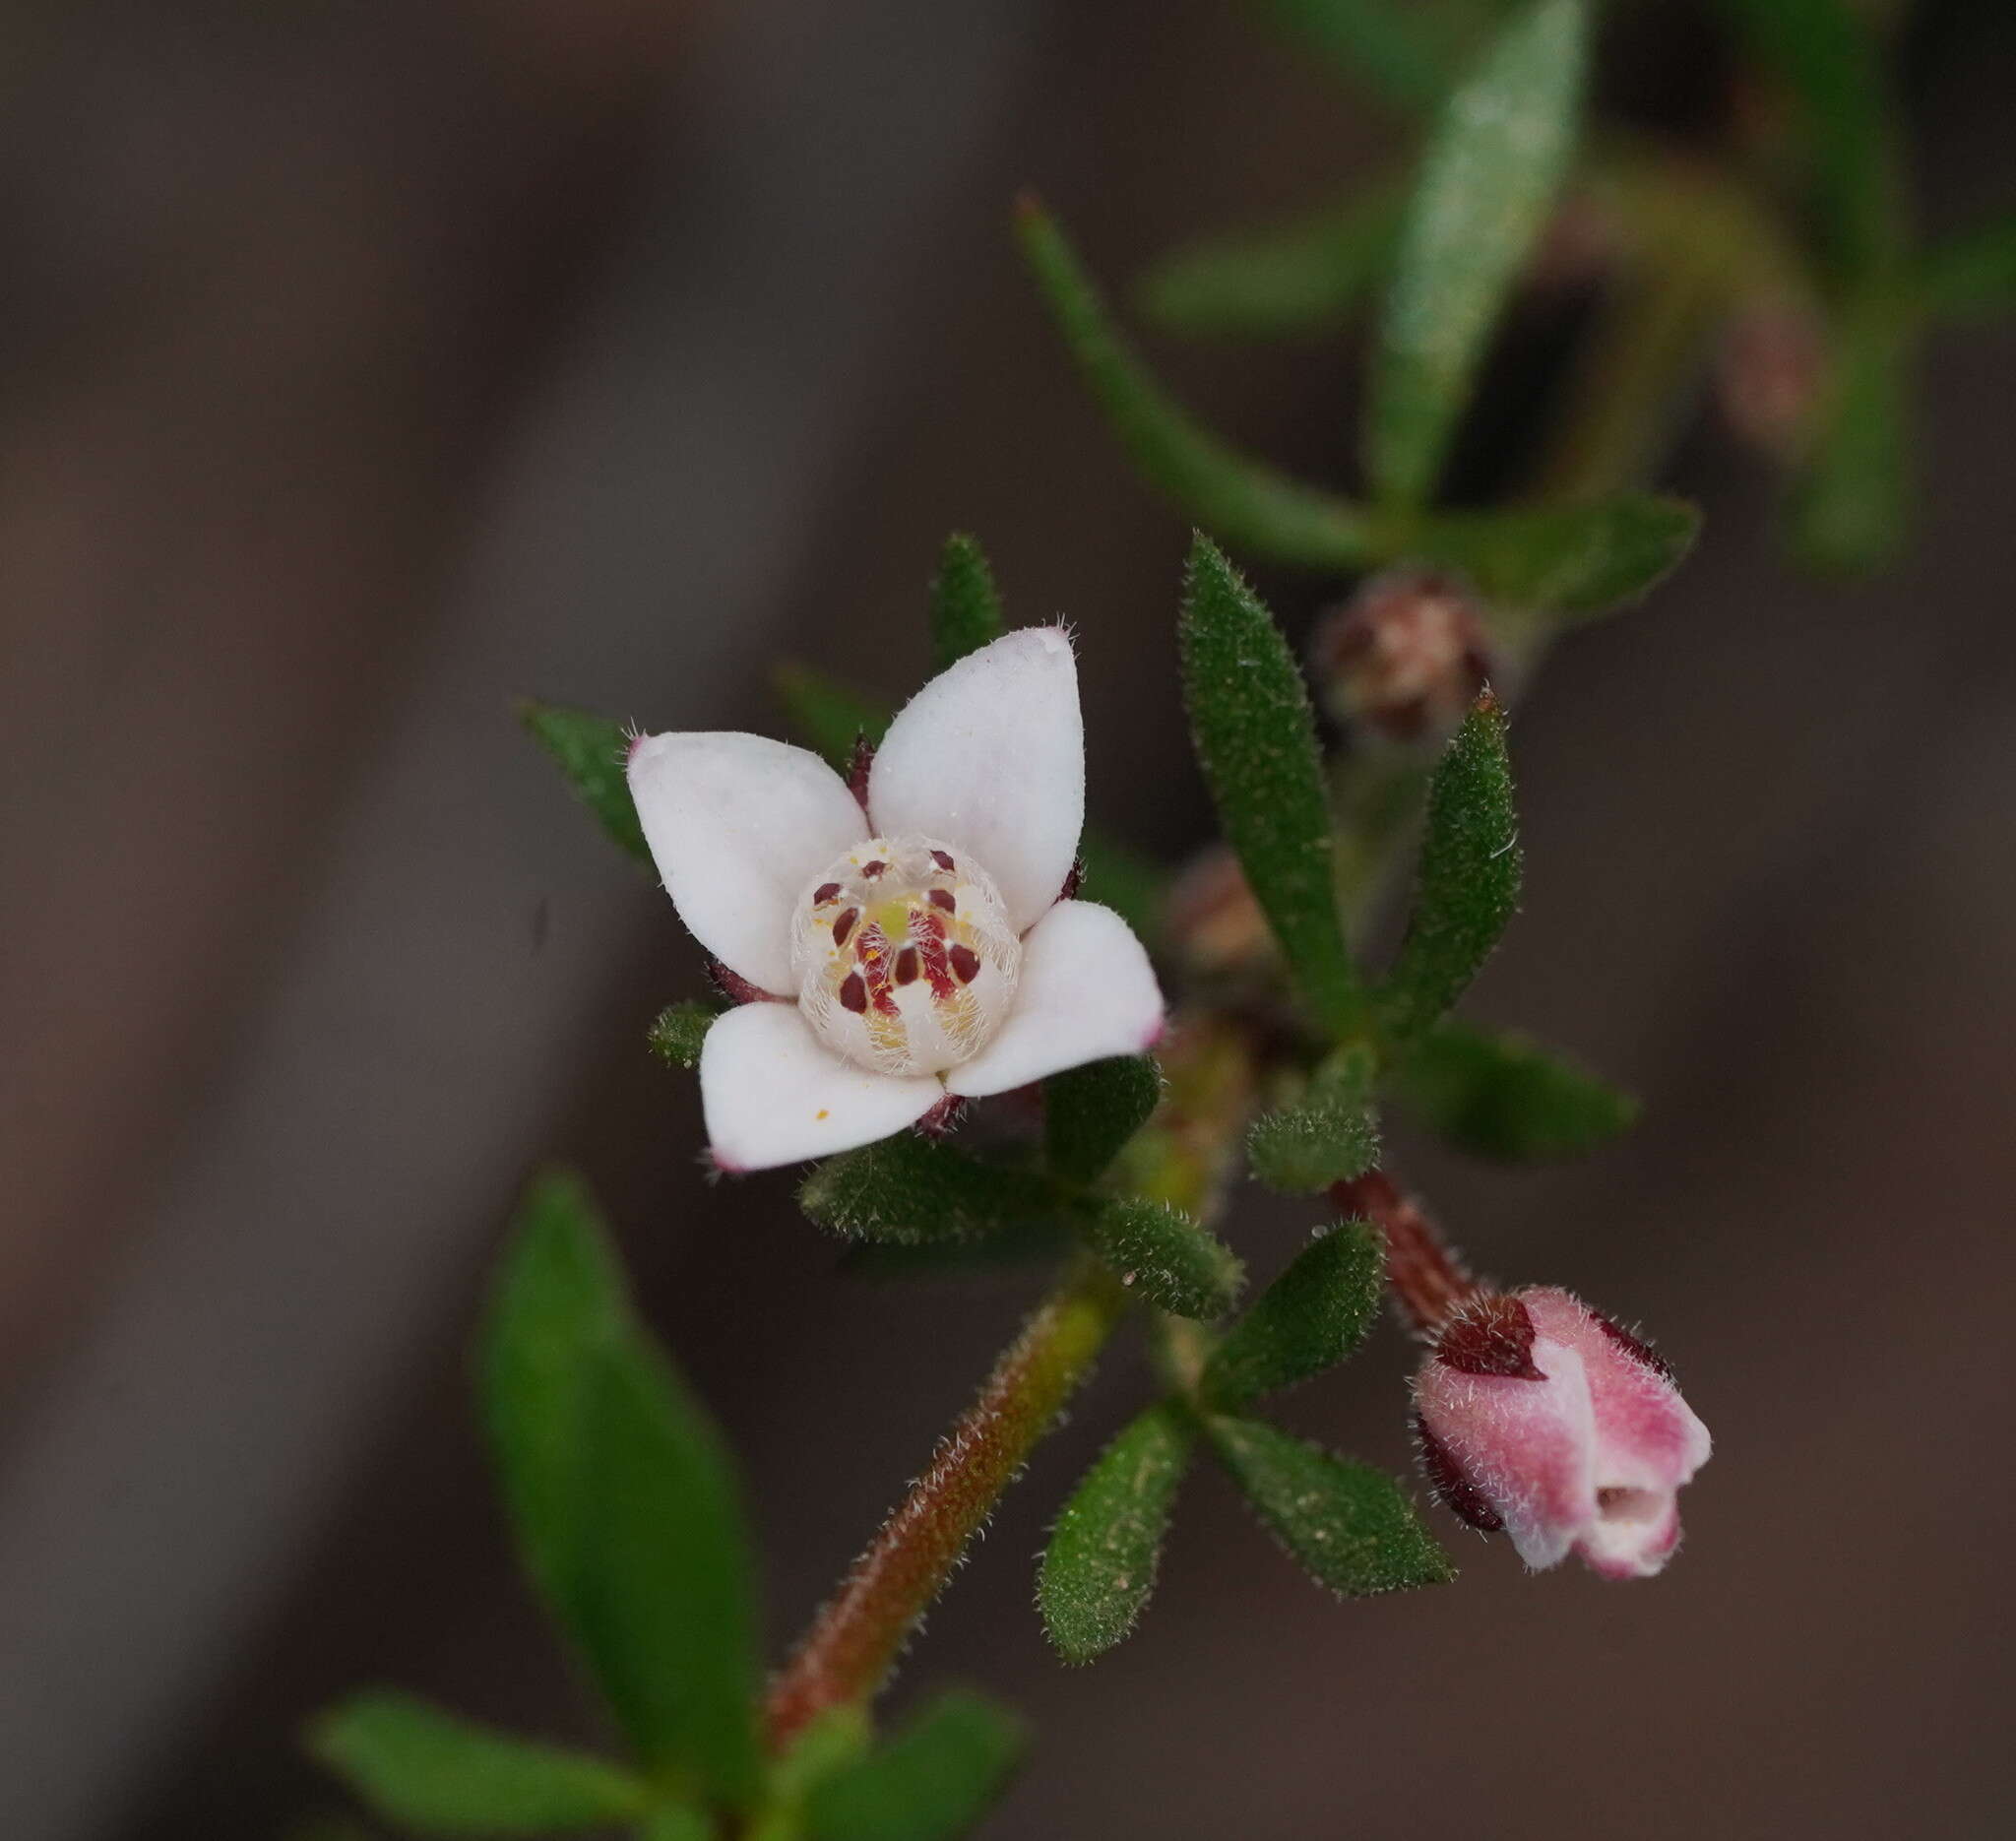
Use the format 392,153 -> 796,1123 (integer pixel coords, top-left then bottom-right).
1412,1287 -> 1711,1580
1308,569 -> 1497,746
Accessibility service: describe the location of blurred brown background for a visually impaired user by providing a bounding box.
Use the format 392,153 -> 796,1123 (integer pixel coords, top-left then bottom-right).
2,2 -> 2011,1837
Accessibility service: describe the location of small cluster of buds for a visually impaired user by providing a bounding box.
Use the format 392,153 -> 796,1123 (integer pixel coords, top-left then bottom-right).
1335,1173 -> 1711,1580
1308,569 -> 1499,746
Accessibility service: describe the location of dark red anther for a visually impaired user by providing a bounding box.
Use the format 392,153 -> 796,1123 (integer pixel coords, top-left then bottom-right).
1436,1293 -> 1544,1380
839,973 -> 868,1013
1414,1412 -> 1505,1533
894,946 -> 919,985
930,849 -> 955,872
913,1093 -> 967,1141
861,859 -> 887,879
1057,857 -> 1085,901
1596,1313 -> 1677,1383
928,888 -> 956,914
831,908 -> 858,949
847,733 -> 875,812
948,944 -> 980,984
708,961 -> 778,1006
813,881 -> 842,906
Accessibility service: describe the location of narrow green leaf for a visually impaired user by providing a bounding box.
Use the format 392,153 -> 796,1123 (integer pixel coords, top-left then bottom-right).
1016,198 -> 1379,571
1260,0 -> 1471,112
1420,493 -> 1700,621
805,1692 -> 1026,1841
480,1173 -> 761,1808
1789,301 -> 1913,575
519,702 -> 649,867
799,1135 -> 1062,1245
1393,1017 -> 1637,1160
1366,0 -> 1588,506
1138,183 -> 1406,341
1917,217 -> 2016,321
647,1000 -> 724,1071
767,1706 -> 873,1808
1245,1046 -> 1381,1194
928,533 -> 1005,669
636,1809 -> 712,1841
1712,0 -> 1903,283
1201,1223 -> 1384,1411
1178,537 -> 1364,1035
1207,1417 -> 1454,1594
1080,1197 -> 1243,1321
1044,1054 -> 1163,1186
1039,1404 -> 1194,1665
308,1691 -> 649,1834
774,664 -> 889,773
839,1222 -> 1076,1282
1379,692 -> 1519,1040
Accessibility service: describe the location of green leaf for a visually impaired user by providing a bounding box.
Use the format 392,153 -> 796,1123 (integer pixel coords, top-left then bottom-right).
480,1172 -> 761,1808
1420,493 -> 1700,621
799,1135 -> 1062,1245
767,1706 -> 874,1808
805,1692 -> 1026,1841
1044,1054 -> 1163,1186
1379,692 -> 1519,1040
1079,1197 -> 1243,1321
1138,183 -> 1405,341
774,664 -> 889,773
839,1222 -> 1076,1282
1789,300 -> 1912,575
1245,1046 -> 1381,1193
1201,1223 -> 1384,1410
1038,1404 -> 1194,1665
1365,0 -> 1588,506
1393,1018 -> 1637,1160
928,533 -> 1005,669
1207,1417 -> 1453,1594
519,702 -> 650,867
308,1691 -> 649,1834
1260,0 -> 1470,112
647,1000 -> 724,1071
636,1809 -> 713,1841
1016,198 -> 1379,571
1918,217 -> 2016,321
1178,537 -> 1364,1036
1712,0 -> 1903,284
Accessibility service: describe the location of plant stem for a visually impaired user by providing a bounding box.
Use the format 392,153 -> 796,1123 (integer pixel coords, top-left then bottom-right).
1330,1169 -> 1477,1336
765,1258 -> 1128,1749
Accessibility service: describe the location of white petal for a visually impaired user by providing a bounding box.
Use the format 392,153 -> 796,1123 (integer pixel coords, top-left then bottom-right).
628,731 -> 867,994
867,627 -> 1084,933
700,1002 -> 943,1172
944,901 -> 1164,1098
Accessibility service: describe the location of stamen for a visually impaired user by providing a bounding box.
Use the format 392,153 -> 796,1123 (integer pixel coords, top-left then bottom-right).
840,973 -> 868,1013
928,888 -> 956,914
813,882 -> 842,906
832,908 -> 857,948
949,944 -> 980,984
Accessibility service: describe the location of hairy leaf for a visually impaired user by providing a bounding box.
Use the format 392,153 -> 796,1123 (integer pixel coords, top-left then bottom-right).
1179,537 -> 1364,1036
929,533 -> 1006,669
1045,1054 -> 1164,1186
519,702 -> 649,866
1080,1197 -> 1243,1321
1138,183 -> 1406,340
1017,198 -> 1379,570
805,1692 -> 1026,1841
308,1692 -> 648,1834
1380,692 -> 1519,1040
1246,1046 -> 1381,1193
480,1172 -> 761,1807
1394,1018 -> 1637,1160
1366,0 -> 1589,506
1208,1417 -> 1454,1594
800,1135 -> 1062,1244
646,1000 -> 724,1071
1038,1405 -> 1194,1665
1202,1223 -> 1384,1410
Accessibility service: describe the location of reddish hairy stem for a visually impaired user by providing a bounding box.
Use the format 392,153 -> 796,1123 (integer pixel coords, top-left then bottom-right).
765,1261 -> 1127,1748
1329,1170 -> 1479,1336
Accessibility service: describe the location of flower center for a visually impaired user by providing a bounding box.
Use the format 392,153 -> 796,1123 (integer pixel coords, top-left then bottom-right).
791,835 -> 1021,1077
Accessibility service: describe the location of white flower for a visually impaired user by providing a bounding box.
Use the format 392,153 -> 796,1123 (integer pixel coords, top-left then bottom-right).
627,628 -> 1166,1171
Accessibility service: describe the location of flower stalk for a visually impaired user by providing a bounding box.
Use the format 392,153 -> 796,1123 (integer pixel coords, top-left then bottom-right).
1329,1169 -> 1478,1335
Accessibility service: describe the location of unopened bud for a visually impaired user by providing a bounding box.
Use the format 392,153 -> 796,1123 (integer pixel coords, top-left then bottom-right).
1412,1287 -> 1711,1579
1165,843 -> 1278,980
1715,290 -> 1825,458
1310,570 -> 1496,745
